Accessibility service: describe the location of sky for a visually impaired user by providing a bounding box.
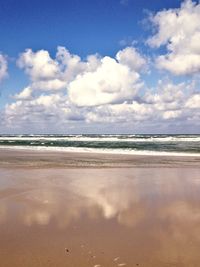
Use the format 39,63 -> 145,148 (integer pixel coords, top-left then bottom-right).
0,0 -> 200,134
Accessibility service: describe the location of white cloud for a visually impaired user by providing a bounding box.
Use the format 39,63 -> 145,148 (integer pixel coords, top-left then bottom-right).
32,79 -> 67,91
17,49 -> 59,80
2,79 -> 200,132
84,80 -> 199,125
68,56 -> 142,106
68,47 -> 146,107
14,86 -> 32,100
0,54 -> 8,82
163,110 -> 182,120
16,46 -> 102,93
3,92 -> 85,131
143,81 -> 187,110
185,94 -> 200,108
1,44 -> 200,133
147,0 -> 200,75
116,47 -> 146,71
56,46 -> 101,82
85,101 -> 154,124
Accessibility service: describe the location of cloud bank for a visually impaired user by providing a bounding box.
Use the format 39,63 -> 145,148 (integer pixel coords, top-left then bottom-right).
0,0 -> 200,133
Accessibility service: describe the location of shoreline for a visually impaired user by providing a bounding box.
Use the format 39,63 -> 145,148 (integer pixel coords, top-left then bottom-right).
0,147 -> 200,168
0,144 -> 200,157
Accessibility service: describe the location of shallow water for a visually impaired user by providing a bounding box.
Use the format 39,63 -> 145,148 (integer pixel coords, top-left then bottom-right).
0,167 -> 200,266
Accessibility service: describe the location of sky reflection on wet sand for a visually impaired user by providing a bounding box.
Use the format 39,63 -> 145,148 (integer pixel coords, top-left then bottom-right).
0,167 -> 200,266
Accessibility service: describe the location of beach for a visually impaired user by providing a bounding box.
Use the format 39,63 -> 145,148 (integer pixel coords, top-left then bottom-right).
1,0 -> 200,265
0,149 -> 200,267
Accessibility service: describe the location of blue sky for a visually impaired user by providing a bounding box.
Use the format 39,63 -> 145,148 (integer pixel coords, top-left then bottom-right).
0,0 -> 199,133
0,0 -> 181,55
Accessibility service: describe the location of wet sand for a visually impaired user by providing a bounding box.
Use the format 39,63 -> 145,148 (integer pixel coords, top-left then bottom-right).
0,149 -> 200,266
0,148 -> 200,168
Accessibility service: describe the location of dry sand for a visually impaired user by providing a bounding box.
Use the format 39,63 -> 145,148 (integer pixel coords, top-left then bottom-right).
0,149 -> 200,267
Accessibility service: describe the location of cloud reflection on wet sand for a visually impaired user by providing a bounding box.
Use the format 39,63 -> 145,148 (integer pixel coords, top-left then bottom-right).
0,167 -> 200,266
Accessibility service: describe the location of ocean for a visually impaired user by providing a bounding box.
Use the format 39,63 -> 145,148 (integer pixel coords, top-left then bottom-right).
0,134 -> 200,156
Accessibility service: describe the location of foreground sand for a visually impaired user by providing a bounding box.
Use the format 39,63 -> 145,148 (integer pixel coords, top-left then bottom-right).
0,149 -> 200,267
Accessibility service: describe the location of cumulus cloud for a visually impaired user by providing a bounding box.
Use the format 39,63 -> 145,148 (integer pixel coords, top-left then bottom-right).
15,46 -> 146,108
185,94 -> 200,108
147,0 -> 200,75
83,80 -> 199,129
163,110 -> 182,120
2,76 -> 200,132
2,42 -> 200,133
2,92 -> 86,132
85,101 -> 154,125
116,47 -> 146,71
17,46 -> 102,92
32,79 -> 67,91
68,53 -> 144,107
56,46 -> 101,81
68,47 -> 146,107
0,15 -> 200,134
14,87 -> 32,100
17,49 -> 59,81
143,81 -> 187,109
